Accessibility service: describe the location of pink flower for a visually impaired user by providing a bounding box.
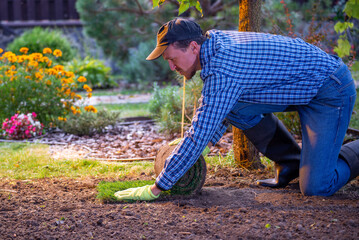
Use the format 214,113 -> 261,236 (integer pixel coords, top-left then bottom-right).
32,112 -> 37,118
25,130 -> 30,136
32,127 -> 36,132
2,122 -> 7,128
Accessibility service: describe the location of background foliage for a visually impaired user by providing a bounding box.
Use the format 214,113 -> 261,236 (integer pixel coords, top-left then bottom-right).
56,109 -> 121,136
7,27 -> 77,63
65,56 -> 116,89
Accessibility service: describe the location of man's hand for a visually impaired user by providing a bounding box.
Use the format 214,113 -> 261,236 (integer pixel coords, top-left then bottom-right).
114,185 -> 160,201
169,138 -> 211,156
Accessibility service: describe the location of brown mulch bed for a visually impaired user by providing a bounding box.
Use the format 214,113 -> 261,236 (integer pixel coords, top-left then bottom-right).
36,119 -> 234,161
0,120 -> 358,239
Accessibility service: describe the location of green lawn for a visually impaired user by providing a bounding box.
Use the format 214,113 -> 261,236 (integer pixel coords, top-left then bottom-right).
95,102 -> 150,118
0,142 -> 154,180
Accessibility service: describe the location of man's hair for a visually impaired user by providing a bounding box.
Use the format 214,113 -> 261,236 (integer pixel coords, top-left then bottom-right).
172,35 -> 207,51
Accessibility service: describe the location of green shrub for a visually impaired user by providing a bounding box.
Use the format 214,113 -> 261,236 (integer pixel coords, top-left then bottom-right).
57,109 -> 121,136
65,56 -> 116,89
7,27 -> 76,63
0,49 -> 92,126
148,74 -> 203,134
120,40 -> 172,87
149,83 -> 182,134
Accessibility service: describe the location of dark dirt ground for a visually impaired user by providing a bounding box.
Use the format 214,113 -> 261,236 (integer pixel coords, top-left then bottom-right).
1,121 -> 359,240
1,170 -> 358,240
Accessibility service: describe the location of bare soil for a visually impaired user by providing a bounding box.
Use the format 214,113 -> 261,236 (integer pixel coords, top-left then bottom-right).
1,121 -> 359,240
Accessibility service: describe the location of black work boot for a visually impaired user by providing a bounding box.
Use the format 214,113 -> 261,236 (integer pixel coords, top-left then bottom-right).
243,113 -> 301,188
339,139 -> 359,182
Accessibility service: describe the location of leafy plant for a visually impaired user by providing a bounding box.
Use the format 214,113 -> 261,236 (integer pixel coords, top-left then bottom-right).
57,109 -> 121,136
149,82 -> 182,134
65,56 -> 116,89
333,0 -> 359,73
148,74 -> 203,134
7,27 -> 76,63
0,48 -> 93,126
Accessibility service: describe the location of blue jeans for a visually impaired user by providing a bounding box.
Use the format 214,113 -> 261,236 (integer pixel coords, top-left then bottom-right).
226,64 -> 357,196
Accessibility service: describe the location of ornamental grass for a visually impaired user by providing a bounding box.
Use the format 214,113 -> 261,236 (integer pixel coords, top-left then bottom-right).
0,47 -> 97,127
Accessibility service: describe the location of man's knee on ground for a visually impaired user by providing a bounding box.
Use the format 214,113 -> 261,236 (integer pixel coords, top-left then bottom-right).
300,183 -> 335,197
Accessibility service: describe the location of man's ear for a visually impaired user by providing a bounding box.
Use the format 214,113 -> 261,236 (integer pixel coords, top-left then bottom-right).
190,41 -> 200,54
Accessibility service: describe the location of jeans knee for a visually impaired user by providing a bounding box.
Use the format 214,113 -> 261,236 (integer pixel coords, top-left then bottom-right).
300,183 -> 333,197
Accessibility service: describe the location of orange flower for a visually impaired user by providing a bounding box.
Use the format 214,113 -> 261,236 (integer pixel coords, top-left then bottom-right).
20,47 -> 29,54
35,72 -> 44,80
85,105 -> 98,113
43,48 -> 52,54
77,76 -> 87,83
28,61 -> 39,68
0,48 -> 3,54
58,117 -> 67,122
46,80 -> 52,86
65,71 -> 75,78
53,65 -> 64,71
53,49 -> 62,58
83,84 -> 92,92
87,92 -> 92,98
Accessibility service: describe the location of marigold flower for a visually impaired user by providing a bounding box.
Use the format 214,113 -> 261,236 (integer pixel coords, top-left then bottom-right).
20,47 -> 29,54
43,48 -> 52,54
35,72 -> 44,80
7,54 -> 17,63
17,56 -> 26,63
61,78 -> 73,84
83,84 -> 92,92
53,65 -> 64,71
85,105 -> 98,113
28,61 -> 39,68
45,80 -> 52,86
30,53 -> 43,60
64,71 -> 75,78
64,88 -> 71,95
77,76 -> 87,83
87,92 -> 92,98
58,117 -> 67,122
53,49 -> 62,58
0,48 -> 3,54
46,68 -> 57,76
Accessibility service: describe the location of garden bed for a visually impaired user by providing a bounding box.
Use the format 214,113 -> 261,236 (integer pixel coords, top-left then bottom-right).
0,120 -> 358,239
0,172 -> 358,239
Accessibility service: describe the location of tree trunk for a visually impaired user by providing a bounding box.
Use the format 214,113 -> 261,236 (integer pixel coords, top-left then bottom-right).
233,0 -> 263,169
238,0 -> 262,32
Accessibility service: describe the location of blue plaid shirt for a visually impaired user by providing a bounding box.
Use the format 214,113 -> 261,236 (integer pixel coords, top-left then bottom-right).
155,30 -> 341,191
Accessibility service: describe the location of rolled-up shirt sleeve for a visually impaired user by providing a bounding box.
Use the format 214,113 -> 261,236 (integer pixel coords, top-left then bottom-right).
155,75 -> 242,190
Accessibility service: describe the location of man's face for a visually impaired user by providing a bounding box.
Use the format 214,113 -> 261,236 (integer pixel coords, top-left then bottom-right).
162,43 -> 199,80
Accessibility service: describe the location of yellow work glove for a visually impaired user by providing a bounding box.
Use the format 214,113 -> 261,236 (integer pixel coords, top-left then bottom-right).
114,185 -> 159,201
169,138 -> 210,156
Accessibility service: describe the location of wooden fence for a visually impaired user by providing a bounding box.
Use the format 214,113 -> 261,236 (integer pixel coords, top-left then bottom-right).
0,0 -> 81,27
